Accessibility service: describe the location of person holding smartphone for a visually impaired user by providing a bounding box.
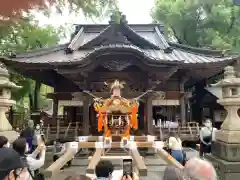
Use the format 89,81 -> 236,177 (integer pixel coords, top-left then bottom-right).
122,159 -> 133,178
12,138 -> 46,177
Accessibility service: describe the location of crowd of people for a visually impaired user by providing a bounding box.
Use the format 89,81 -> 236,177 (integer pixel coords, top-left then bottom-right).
0,118 -> 218,180
0,136 -> 46,180
0,142 -> 217,180
0,119 -> 47,180
62,158 -> 217,180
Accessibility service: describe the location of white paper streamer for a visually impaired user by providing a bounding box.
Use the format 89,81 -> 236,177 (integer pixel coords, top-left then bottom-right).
104,138 -> 112,149
120,138 -> 129,148
120,141 -> 124,148
78,136 -> 88,142
147,135 -> 155,142
98,136 -> 103,142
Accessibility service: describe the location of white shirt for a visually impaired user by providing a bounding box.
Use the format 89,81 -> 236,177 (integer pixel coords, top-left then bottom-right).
200,126 -> 214,144
26,149 -> 46,171
168,137 -> 182,150
200,127 -> 212,137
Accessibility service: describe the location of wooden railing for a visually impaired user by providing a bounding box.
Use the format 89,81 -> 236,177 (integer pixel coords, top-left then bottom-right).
155,122 -> 200,141
42,122 -> 92,144
43,121 -> 200,143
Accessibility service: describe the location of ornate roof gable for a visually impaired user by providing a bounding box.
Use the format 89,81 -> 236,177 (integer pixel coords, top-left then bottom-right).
68,13 -> 161,51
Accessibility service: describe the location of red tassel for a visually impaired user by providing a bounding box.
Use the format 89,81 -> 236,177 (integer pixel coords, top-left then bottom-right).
98,112 -> 103,132
131,105 -> 138,129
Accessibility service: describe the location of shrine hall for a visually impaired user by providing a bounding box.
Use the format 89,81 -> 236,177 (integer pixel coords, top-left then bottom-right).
0,14 -> 239,135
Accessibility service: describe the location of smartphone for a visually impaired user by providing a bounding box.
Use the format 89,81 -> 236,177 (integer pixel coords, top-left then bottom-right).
122,159 -> 133,177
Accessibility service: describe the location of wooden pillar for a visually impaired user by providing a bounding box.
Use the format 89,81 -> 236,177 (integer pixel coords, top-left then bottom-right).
83,95 -> 90,136
193,83 -> 204,124
143,103 -> 147,134
147,95 -> 153,135
180,81 -> 186,125
52,97 -> 59,138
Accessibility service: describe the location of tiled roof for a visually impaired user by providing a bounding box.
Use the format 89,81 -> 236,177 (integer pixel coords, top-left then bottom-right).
1,15 -> 238,66
1,44 -> 236,65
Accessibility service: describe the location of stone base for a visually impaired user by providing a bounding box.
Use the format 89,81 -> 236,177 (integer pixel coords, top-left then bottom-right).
205,153 -> 240,180
212,141 -> 240,161
0,130 -> 19,143
216,130 -> 240,143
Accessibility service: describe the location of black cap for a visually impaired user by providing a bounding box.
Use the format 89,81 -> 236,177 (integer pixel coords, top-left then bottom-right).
0,148 -> 24,179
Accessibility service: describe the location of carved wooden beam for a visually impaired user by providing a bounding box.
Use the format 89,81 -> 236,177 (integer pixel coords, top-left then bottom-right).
55,68 -> 79,75
150,66 -> 179,89
46,92 -> 73,100
56,65 -> 94,75
161,66 -> 179,84
54,91 -> 182,100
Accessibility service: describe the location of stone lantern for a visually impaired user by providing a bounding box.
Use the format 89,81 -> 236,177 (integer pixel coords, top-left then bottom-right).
213,66 -> 240,141
205,66 -> 240,180
0,63 -> 21,142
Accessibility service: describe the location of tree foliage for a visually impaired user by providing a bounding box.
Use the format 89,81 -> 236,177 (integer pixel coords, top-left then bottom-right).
1,19 -> 62,55
151,0 -> 240,53
0,19 -> 61,111
1,0 -> 117,22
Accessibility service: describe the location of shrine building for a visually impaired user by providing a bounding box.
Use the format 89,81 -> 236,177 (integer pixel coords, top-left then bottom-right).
1,14 -> 239,135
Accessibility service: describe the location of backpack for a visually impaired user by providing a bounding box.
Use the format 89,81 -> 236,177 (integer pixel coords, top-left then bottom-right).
21,155 -> 45,180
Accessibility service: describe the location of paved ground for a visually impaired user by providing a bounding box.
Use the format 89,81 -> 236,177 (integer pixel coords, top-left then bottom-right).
45,148 -> 198,180
48,156 -> 167,180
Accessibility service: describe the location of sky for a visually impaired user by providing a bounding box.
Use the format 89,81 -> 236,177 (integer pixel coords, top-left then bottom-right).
35,0 -> 155,27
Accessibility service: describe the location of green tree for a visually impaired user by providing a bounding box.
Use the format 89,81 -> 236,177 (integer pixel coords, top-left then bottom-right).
151,0 -> 240,53
1,0 -> 117,22
0,19 -> 62,112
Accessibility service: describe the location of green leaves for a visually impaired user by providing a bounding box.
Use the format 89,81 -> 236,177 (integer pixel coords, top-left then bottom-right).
1,0 -> 118,23
0,19 -> 60,106
151,0 -> 240,53
0,19 -> 61,56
